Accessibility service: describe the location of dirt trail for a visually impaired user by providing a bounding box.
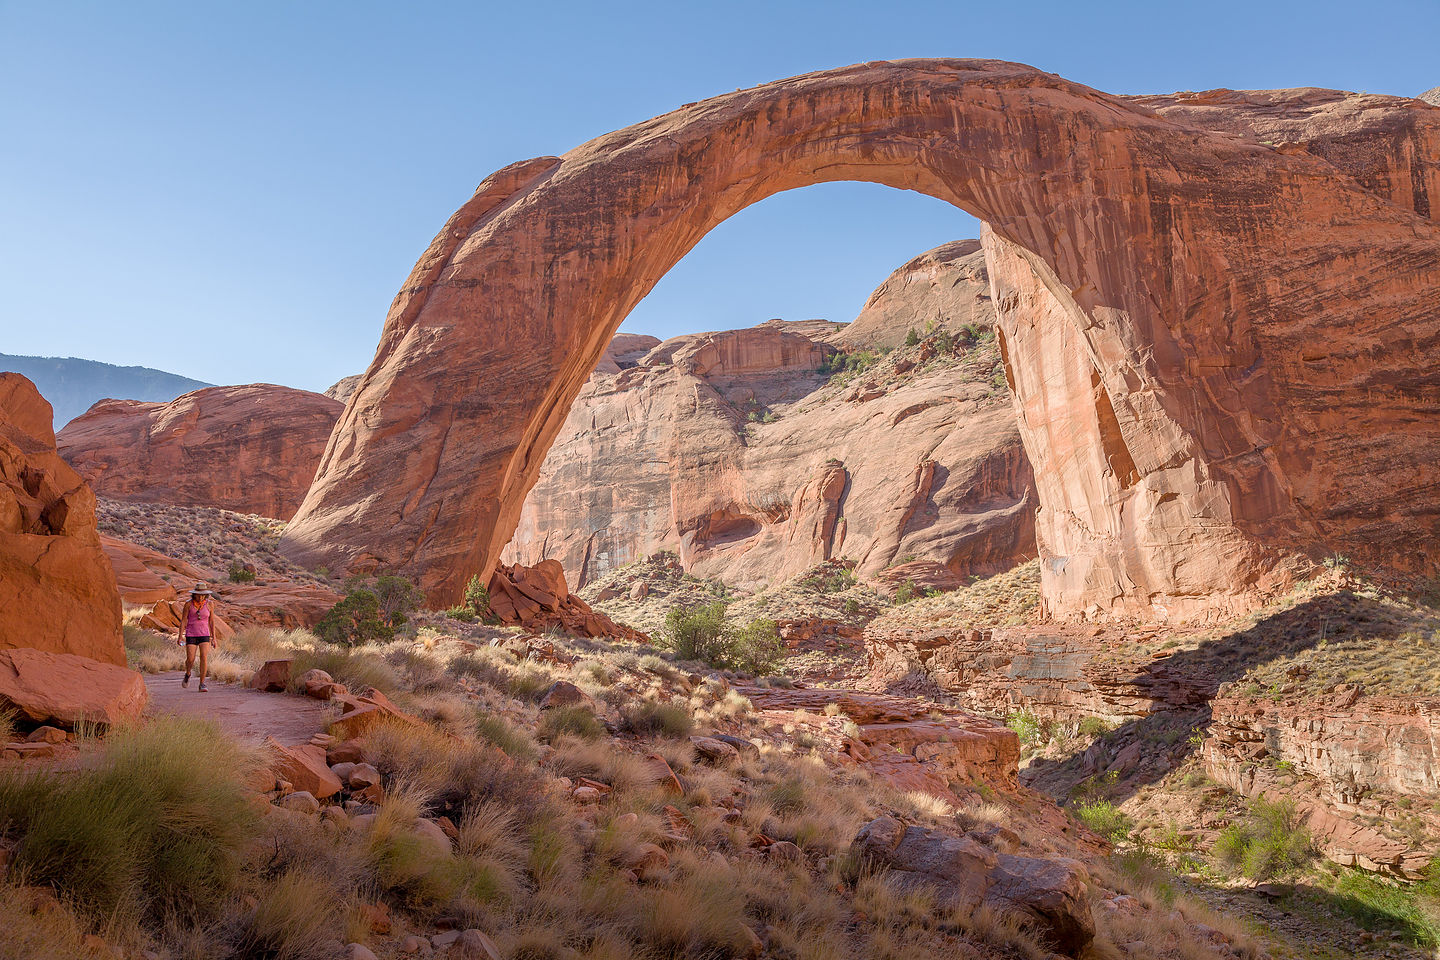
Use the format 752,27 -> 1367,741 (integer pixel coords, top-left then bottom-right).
144,672 -> 335,746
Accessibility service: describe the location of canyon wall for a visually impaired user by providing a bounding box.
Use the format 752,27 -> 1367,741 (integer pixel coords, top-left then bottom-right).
280,59 -> 1440,619
59,384 -> 343,521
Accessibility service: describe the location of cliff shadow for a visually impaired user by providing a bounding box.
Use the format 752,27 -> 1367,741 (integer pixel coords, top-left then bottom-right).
1020,586 -> 1414,805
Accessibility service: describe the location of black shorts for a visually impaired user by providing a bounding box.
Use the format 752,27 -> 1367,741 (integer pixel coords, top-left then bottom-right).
185,636 -> 212,646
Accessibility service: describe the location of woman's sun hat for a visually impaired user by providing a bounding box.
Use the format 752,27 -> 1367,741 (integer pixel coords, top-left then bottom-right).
190,582 -> 213,596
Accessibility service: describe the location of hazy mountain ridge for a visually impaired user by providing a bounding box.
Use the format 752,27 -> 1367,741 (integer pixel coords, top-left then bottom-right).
0,354 -> 212,428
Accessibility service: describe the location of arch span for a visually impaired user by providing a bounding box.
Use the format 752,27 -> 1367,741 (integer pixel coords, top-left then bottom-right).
281,59 -> 1440,619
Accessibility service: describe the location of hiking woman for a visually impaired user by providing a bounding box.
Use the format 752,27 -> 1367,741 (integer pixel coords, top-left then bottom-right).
176,581 -> 218,692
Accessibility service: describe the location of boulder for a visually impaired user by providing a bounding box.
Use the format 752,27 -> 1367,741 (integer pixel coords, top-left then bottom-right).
0,649 -> 146,728
853,815 -> 1094,955
690,735 -> 741,766
264,738 -> 343,799
247,659 -> 292,692
486,562 -> 647,641
279,791 -> 320,814
538,680 -> 595,711
0,373 -> 124,664
447,929 -> 500,960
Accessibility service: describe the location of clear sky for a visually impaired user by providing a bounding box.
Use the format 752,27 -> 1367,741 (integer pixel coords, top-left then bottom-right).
2,1 -> 1436,393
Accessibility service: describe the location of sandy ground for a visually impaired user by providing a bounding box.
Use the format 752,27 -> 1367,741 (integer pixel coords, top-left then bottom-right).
143,671 -> 336,746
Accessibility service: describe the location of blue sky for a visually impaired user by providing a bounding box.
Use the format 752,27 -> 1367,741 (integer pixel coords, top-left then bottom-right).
2,1 -> 1436,393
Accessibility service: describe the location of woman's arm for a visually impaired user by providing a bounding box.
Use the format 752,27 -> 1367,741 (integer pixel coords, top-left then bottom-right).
177,601 -> 189,645
208,603 -> 218,648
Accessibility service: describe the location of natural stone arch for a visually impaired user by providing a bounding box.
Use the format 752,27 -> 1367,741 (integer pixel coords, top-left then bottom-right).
281,59 -> 1440,619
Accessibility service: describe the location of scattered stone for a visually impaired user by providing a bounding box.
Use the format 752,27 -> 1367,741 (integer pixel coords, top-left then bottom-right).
327,741 -> 366,765
538,680 -> 595,711
447,929 -> 501,959
265,738 -> 343,799
247,659 -> 292,692
342,944 -> 378,960
329,761 -> 357,781
279,790 -> 320,814
25,725 -> 67,744
347,763 -> 381,789
690,735 -> 741,765
360,901 -> 391,935
711,733 -> 761,759
765,840 -> 803,864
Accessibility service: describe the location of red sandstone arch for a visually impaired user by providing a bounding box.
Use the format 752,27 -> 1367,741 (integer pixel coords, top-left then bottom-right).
281,59 -> 1440,619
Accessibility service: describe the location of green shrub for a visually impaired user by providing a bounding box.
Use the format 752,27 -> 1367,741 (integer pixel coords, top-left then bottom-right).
1330,861 -> 1440,945
934,330 -> 953,354
1077,716 -> 1113,738
843,598 -> 861,615
445,605 -> 478,622
0,716 -> 258,923
729,619 -> 785,676
314,589 -> 392,645
538,706 -> 605,742
1213,798 -> 1312,880
904,328 -> 920,347
373,574 -> 424,628
227,560 -> 256,583
1006,710 -> 1043,746
464,574 -> 491,617
1076,800 -> 1131,842
799,566 -> 856,594
474,712 -> 537,759
894,579 -> 918,604
621,701 -> 693,738
664,602 -> 730,664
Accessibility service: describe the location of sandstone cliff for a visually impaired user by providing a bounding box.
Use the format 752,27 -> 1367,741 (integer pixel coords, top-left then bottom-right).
503,242 -> 1036,590
58,384 -> 343,521
0,373 -> 124,665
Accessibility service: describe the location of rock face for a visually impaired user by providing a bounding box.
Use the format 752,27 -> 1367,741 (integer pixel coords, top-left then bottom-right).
1204,693 -> 1440,876
0,373 -> 125,665
504,246 -> 1034,590
58,384 -> 343,521
282,60 -> 1440,621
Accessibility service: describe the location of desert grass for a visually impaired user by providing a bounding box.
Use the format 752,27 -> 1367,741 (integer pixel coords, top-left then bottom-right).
0,716 -> 260,926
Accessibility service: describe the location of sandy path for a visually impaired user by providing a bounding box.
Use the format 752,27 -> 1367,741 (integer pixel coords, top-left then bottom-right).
144,672 -> 336,746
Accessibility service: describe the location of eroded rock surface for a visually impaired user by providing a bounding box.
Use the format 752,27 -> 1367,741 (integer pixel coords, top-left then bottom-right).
280,59 -> 1440,623
59,384 -> 342,521
0,373 -> 124,664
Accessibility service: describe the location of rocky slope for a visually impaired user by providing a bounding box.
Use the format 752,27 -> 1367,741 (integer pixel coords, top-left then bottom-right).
0,353 -> 211,429
0,373 -> 124,665
504,241 -> 1036,591
58,384 -> 343,520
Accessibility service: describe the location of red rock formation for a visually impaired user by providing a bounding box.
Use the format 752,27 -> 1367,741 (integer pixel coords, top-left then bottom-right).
101,534 -> 341,633
836,240 -> 994,350
0,648 -> 146,728
488,560 -> 647,641
281,59 -> 1440,622
504,261 -> 1035,591
58,384 -> 342,521
0,373 -> 124,665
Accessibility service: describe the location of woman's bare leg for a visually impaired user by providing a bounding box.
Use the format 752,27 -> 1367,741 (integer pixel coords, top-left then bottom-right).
185,643 -> 196,674
198,642 -> 210,686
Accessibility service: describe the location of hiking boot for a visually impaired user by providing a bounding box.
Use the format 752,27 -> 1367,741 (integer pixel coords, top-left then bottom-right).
198,682 -> 209,693
182,672 -> 190,687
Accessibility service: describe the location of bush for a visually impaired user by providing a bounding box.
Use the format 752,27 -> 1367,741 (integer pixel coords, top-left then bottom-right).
1213,798 -> 1312,880
621,701 -> 694,738
799,566 -> 856,594
227,560 -> 256,583
445,605 -> 477,622
314,589 -> 392,645
663,604 -> 786,676
843,598 -> 861,615
464,574 -> 491,618
904,327 -> 920,347
1006,710 -> 1045,746
538,706 -> 605,742
729,619 -> 785,676
374,574 -> 424,628
1076,800 -> 1131,842
0,716 -> 258,924
893,579 -> 919,604
1078,716 -> 1114,738
664,602 -> 729,664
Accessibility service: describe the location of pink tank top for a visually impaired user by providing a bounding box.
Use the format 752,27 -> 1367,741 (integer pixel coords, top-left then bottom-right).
185,599 -> 211,637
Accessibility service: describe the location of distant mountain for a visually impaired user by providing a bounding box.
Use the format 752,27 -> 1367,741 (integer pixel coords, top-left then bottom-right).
0,354 -> 212,429
1422,87 -> 1440,107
